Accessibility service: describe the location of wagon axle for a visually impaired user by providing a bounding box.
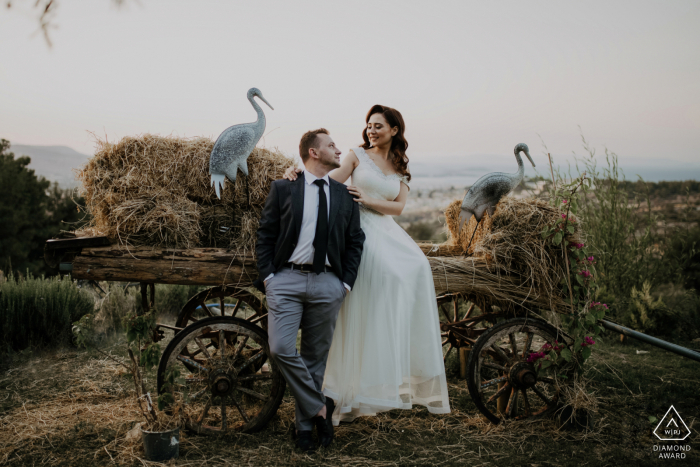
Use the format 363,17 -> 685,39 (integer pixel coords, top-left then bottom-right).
508,362 -> 537,389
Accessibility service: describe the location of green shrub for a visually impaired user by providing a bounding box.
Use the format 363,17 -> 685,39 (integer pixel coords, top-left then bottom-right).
155,284 -> 204,318
0,273 -> 94,352
87,283 -> 202,335
546,136 -> 700,338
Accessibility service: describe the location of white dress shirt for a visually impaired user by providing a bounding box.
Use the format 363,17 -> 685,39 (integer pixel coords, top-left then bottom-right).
265,169 -> 350,291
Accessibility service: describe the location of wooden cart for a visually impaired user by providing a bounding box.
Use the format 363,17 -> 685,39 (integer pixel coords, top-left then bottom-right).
46,236 -> 570,434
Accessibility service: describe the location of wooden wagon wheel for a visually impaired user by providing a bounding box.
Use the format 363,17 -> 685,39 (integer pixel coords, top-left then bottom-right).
175,286 -> 268,330
157,317 -> 285,435
436,293 -> 490,362
466,317 -> 567,424
174,286 -> 268,372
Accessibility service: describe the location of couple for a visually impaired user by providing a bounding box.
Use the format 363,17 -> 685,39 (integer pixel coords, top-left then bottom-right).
254,105 -> 450,452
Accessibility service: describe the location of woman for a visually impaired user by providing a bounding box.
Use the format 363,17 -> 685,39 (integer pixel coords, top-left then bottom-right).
283,105 -> 450,425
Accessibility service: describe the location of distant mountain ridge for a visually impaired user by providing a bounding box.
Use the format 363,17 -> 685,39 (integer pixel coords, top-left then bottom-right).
7,144 -> 699,191
8,144 -> 91,188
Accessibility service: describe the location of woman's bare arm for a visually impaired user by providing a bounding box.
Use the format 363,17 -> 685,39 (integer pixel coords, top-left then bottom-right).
347,181 -> 409,216
329,150 -> 359,184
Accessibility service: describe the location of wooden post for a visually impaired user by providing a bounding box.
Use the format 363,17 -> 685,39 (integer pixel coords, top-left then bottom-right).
459,347 -> 469,379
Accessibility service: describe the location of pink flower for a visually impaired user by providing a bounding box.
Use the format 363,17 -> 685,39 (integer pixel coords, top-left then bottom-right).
526,352 -> 547,364
581,336 -> 596,347
561,214 -> 567,219
562,199 -> 568,204
576,243 -> 584,249
587,256 -> 595,261
579,270 -> 591,278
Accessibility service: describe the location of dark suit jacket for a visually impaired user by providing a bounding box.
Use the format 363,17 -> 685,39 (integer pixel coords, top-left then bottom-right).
254,175 -> 365,294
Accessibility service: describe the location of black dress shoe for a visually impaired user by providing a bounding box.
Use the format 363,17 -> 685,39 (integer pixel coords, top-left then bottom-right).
314,398 -> 335,448
295,430 -> 316,452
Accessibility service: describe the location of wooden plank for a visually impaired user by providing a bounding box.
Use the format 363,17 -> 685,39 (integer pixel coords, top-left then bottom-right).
72,254 -> 258,286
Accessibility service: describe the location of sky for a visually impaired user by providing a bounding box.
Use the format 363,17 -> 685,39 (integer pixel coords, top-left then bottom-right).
1,0 -> 699,167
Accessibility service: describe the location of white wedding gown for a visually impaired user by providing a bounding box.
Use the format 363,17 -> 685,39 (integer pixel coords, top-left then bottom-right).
323,147 -> 450,425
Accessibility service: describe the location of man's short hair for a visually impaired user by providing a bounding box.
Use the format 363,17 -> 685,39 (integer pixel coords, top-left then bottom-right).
299,128 -> 329,162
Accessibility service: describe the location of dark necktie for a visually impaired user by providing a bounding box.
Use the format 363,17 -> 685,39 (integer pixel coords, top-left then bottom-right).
312,179 -> 328,274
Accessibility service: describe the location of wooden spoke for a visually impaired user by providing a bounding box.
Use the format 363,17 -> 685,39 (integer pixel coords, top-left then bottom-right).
231,335 -> 249,362
506,387 -> 518,417
482,362 -> 507,372
177,355 -> 209,373
234,386 -> 268,401
522,332 -> 534,358
441,337 -> 448,346
249,313 -> 268,324
236,350 -> 264,373
481,375 -> 507,390
221,397 -> 227,430
201,301 -> 214,318
230,392 -> 250,423
194,338 -> 212,360
197,398 -> 212,423
443,344 -> 454,362
487,382 -> 511,404
229,299 -> 242,318
521,389 -> 531,417
439,304 -> 452,323
191,342 -> 217,359
453,299 -> 458,322
462,302 -> 476,320
190,387 -> 208,401
490,344 -> 509,363
236,373 -> 273,382
531,385 -> 552,405
508,333 -> 517,356
219,330 -> 226,360
219,297 -> 226,316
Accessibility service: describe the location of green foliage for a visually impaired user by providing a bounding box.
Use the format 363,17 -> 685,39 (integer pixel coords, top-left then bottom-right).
539,174 -> 604,372
629,281 -> 663,333
666,225 -> 700,291
157,367 -> 181,411
546,135 -> 700,338
0,273 -> 94,352
155,284 -> 204,317
0,138 -> 87,276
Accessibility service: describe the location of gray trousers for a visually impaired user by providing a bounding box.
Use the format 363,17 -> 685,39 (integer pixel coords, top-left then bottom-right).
265,267 -> 346,430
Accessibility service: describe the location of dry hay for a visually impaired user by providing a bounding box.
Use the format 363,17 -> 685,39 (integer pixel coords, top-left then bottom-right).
0,348 -> 608,466
437,196 -> 584,314
75,134 -> 295,250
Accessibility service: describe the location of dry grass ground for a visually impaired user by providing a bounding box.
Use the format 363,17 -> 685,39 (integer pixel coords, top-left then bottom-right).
1,336 -> 698,466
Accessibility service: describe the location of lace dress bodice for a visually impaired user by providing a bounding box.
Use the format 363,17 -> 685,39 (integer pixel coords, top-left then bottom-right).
351,147 -> 409,212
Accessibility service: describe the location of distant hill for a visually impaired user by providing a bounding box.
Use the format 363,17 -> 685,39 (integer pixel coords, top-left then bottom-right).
8,144 -> 91,188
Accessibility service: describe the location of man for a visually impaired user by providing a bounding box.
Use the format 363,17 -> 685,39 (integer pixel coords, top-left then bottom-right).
255,128 -> 365,451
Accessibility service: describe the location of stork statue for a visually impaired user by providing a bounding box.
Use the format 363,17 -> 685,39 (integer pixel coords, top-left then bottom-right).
458,143 -> 536,251
209,87 -> 274,199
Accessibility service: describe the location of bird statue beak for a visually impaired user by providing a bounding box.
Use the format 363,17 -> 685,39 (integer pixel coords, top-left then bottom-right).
524,149 -> 536,168
258,95 -> 274,111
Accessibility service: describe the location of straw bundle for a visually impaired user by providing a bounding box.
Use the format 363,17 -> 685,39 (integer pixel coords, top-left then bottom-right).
75,134 -> 295,249
439,196 -> 583,313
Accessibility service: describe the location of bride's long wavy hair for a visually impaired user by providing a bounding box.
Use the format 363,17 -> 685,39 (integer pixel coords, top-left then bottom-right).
361,105 -> 411,182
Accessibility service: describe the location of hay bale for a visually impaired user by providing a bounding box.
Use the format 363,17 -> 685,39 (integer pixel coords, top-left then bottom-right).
442,196 -> 584,313
75,134 -> 295,249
